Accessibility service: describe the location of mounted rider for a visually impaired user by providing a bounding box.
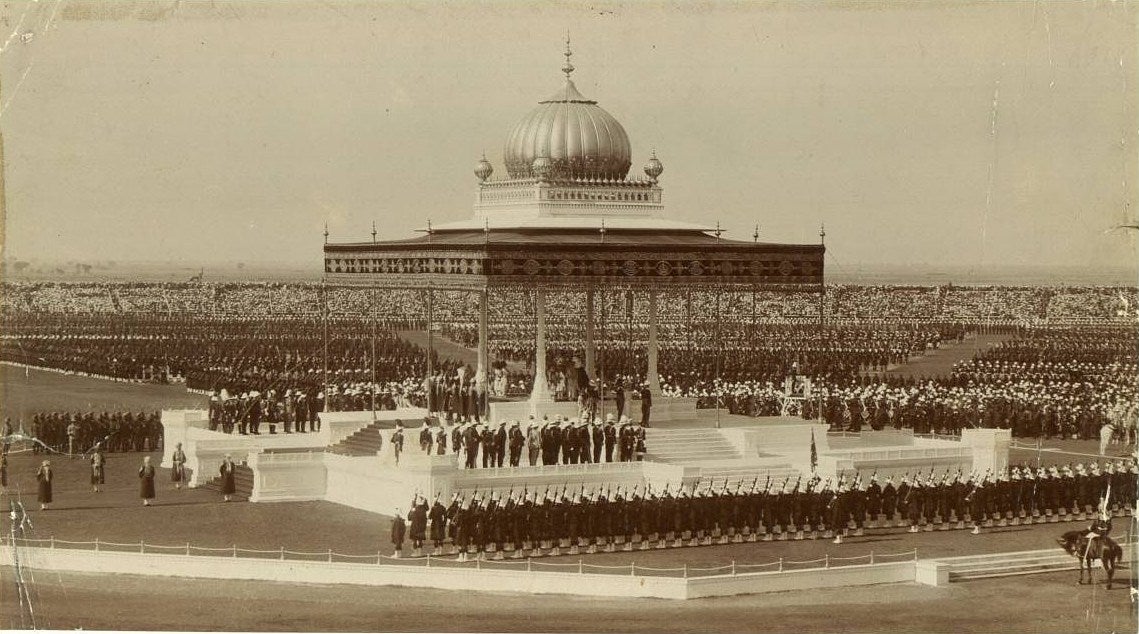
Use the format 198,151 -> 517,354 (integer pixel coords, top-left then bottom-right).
1084,486 -> 1113,559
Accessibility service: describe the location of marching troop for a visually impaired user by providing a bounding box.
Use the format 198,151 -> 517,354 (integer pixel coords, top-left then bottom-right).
388,459 -> 1139,558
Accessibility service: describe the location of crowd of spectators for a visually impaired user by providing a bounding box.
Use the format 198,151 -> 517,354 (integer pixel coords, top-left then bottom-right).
3,281 -> 1136,323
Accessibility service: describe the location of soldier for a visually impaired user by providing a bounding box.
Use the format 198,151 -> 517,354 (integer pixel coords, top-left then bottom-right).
603,415 -> 617,463
967,474 -> 987,535
614,382 -> 626,421
480,424 -> 494,469
419,421 -> 433,453
391,423 -> 404,466
830,481 -> 848,544
589,420 -> 603,464
639,384 -> 653,427
865,474 -> 882,529
66,420 -> 79,458
580,421 -> 593,464
391,508 -> 407,558
171,442 -> 187,489
434,422 -> 448,456
508,422 -> 524,467
493,422 -> 507,468
881,476 -> 898,527
408,495 -> 428,557
90,447 -> 106,493
429,494 -> 448,555
463,423 -> 480,469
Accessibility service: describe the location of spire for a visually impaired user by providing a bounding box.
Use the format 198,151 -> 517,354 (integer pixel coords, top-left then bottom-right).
562,33 -> 574,79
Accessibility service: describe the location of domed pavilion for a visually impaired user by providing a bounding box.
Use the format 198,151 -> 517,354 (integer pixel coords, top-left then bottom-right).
323,43 -> 825,420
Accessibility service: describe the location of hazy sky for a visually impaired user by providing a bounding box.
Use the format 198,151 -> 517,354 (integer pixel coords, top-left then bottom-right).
1,0 -> 1136,274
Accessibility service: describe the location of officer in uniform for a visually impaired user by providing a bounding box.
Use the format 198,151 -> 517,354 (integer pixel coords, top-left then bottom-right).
603,415 -> 617,463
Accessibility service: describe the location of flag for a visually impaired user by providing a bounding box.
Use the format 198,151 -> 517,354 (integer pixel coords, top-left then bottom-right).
810,428 -> 818,472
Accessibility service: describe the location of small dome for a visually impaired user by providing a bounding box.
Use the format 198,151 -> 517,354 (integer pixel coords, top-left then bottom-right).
475,155 -> 493,182
643,151 -> 663,183
531,156 -> 552,180
503,78 -> 632,181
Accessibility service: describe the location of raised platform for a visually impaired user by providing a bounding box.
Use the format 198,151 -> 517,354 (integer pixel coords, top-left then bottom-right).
162,408 -> 1007,520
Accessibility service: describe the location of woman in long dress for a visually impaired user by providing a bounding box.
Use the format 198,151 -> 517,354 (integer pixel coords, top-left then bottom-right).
219,454 -> 237,502
36,460 -> 53,510
138,456 -> 156,506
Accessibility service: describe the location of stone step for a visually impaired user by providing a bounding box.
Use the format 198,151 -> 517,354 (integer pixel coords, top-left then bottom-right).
201,464 -> 254,499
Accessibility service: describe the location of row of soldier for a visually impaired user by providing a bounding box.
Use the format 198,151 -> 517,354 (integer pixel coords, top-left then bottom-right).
15,412 -> 162,455
387,460 -> 1138,558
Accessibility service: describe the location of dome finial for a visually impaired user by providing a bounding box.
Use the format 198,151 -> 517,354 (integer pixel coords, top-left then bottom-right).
562,32 -> 574,79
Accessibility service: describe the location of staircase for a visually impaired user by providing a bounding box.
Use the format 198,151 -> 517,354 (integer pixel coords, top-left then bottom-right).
326,421 -> 386,456
643,429 -> 742,464
697,461 -> 801,488
202,464 -> 254,500
937,548 -> 1132,581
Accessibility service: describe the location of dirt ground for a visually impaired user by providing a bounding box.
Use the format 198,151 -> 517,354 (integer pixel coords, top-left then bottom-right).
3,450 -> 1137,572
0,363 -> 206,421
1,566 -> 1135,633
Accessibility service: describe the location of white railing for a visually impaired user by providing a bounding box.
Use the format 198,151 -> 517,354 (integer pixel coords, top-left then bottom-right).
0,535 -> 917,579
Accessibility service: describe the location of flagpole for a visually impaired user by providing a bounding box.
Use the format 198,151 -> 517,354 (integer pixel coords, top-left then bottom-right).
371,221 -> 378,422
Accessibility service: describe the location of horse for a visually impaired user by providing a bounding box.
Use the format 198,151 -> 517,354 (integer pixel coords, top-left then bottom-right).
1057,530 -> 1123,589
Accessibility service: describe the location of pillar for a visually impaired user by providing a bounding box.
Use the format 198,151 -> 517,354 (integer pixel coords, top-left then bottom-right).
529,287 -> 552,414
476,288 -> 489,391
584,286 -> 596,380
647,287 -> 661,395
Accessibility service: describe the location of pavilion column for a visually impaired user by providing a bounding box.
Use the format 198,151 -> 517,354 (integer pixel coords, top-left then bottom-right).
476,287 -> 489,391
647,288 -> 661,395
529,286 -> 552,414
584,285 -> 596,381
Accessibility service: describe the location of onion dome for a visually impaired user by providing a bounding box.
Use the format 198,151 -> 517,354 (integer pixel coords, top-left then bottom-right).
474,154 -> 493,182
503,43 -> 632,181
643,150 -> 663,183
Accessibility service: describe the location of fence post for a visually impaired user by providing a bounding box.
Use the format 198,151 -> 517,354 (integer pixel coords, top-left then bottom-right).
630,562 -> 635,576
327,548 -> 333,563
280,547 -> 285,561
869,551 -> 874,565
95,538 -> 100,553
233,545 -> 237,558
476,557 -> 481,571
731,560 -> 736,576
377,551 -> 382,565
140,540 -> 145,554
683,563 -> 688,578
426,555 -> 431,568
50,536 -> 55,549
825,554 -> 829,568
778,557 -> 783,572
527,558 -> 532,573
186,543 -> 191,556
579,559 -> 583,574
